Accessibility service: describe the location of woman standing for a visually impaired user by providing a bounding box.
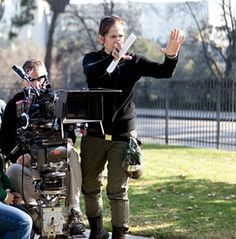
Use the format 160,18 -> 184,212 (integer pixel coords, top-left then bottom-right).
81,15 -> 185,239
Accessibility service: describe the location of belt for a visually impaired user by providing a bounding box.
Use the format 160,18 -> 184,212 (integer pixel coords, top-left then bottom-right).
87,131 -> 130,142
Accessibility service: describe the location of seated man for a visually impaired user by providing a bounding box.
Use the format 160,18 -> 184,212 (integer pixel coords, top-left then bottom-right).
0,154 -> 33,239
0,59 -> 85,236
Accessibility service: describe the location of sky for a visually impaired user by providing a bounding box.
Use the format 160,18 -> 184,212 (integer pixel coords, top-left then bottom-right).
70,0 -> 236,26
70,0 -> 206,3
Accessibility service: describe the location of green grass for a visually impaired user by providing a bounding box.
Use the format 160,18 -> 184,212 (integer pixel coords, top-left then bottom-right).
78,143 -> 236,239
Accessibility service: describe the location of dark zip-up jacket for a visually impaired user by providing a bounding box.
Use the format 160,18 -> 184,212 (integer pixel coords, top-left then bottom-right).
83,49 -> 178,135
0,91 -> 27,163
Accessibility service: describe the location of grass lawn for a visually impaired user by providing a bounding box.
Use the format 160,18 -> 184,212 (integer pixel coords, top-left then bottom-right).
79,144 -> 236,239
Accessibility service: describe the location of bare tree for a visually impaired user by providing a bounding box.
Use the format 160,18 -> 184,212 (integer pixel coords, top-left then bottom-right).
186,0 -> 236,81
102,0 -> 115,15
54,0 -> 141,89
0,0 -> 4,21
7,0 -> 69,80
9,0 -> 36,39
44,0 -> 69,79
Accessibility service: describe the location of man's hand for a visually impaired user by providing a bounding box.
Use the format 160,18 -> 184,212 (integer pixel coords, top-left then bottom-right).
161,28 -> 186,57
4,191 -> 15,205
12,192 -> 23,204
16,153 -> 32,167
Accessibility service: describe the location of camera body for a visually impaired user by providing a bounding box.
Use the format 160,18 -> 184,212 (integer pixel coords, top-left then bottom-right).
15,88 -> 105,238
15,88 -> 69,237
10,65 -> 120,238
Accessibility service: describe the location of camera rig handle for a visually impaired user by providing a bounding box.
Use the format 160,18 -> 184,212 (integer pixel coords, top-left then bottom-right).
12,65 -> 40,96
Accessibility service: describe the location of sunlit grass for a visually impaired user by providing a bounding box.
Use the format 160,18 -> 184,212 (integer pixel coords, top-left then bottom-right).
78,143 -> 236,239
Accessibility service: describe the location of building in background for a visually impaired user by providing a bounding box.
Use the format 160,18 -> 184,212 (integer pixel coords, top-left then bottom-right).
0,0 -> 50,101
0,0 -> 50,48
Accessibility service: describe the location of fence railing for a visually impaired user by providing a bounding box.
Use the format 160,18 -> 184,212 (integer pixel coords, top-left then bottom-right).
2,79 -> 236,151
135,79 -> 236,151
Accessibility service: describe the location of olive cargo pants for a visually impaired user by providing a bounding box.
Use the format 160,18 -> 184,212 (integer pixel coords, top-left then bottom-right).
80,135 -> 130,228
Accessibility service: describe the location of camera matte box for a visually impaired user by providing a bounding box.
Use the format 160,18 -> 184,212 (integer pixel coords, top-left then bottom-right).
55,89 -> 121,123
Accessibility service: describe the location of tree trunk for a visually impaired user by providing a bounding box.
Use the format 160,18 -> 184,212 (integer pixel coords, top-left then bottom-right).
44,0 -> 69,82
0,0 -> 5,21
44,11 -> 58,82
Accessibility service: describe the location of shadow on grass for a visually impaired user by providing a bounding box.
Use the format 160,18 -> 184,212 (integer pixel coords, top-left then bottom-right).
128,176 -> 236,239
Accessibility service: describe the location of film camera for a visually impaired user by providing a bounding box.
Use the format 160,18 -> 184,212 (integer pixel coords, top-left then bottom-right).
11,65 -> 116,238
14,86 -> 109,239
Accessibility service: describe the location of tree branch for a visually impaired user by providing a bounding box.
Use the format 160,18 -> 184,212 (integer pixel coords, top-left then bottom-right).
185,2 -> 223,80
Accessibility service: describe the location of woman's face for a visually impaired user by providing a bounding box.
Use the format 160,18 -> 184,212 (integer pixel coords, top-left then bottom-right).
100,22 -> 125,54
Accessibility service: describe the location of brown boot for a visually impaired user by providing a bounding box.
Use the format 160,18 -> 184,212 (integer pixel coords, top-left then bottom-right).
88,216 -> 109,239
112,226 -> 128,239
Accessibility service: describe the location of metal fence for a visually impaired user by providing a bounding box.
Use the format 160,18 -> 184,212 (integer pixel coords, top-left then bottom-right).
2,79 -> 236,151
135,79 -> 236,151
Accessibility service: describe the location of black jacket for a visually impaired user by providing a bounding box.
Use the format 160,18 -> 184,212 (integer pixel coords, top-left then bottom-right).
82,49 -> 178,135
0,91 -> 26,163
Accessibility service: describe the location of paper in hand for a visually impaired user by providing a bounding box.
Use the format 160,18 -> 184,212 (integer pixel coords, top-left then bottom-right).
106,33 -> 137,73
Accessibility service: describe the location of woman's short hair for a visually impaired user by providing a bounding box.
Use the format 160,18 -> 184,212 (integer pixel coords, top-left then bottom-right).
98,15 -> 124,36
